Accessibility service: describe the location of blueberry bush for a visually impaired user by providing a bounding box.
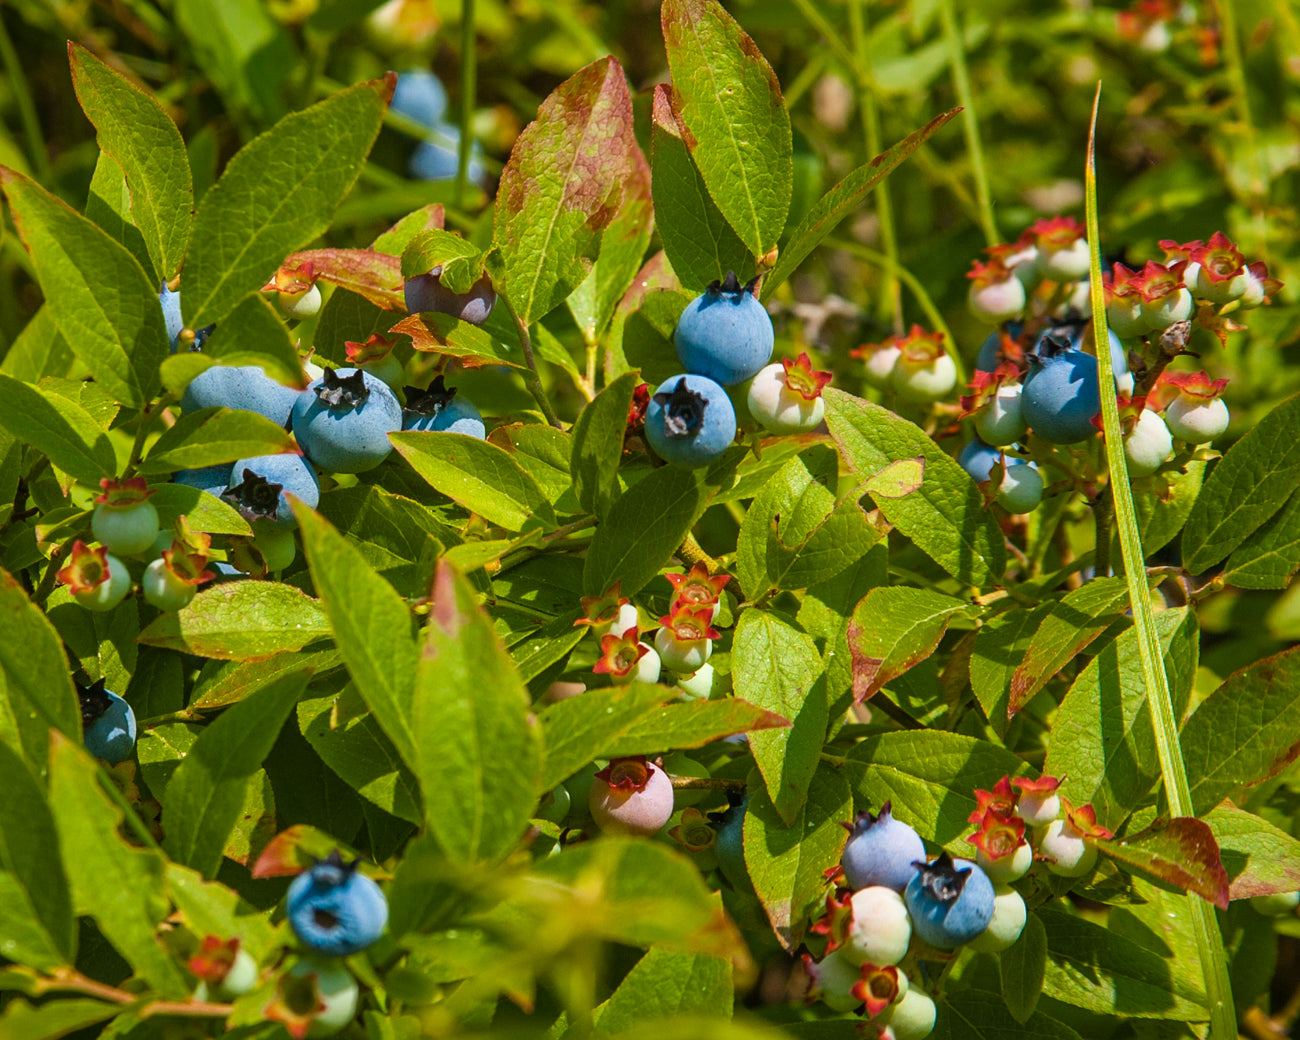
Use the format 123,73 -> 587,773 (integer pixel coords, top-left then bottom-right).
0,1 -> 1298,1039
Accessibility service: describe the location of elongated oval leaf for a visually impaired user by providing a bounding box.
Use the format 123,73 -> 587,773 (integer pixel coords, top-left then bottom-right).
847,587 -> 980,703
140,406 -> 297,473
293,505 -> 418,773
183,75 -> 394,327
0,374 -> 116,484
1181,392 -> 1300,574
493,56 -> 637,324
0,168 -> 167,407
570,372 -> 639,519
661,0 -> 791,256
413,561 -> 542,862
824,388 -> 1006,585
390,431 -> 558,532
163,669 -> 310,877
137,580 -> 329,659
69,42 -> 192,280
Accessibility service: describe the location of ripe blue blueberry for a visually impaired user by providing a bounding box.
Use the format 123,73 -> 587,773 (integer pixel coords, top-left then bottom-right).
182,365 -> 301,428
223,454 -> 320,529
1021,335 -> 1102,444
286,850 -> 388,957
408,125 -> 487,185
392,70 -> 449,127
673,272 -> 774,386
401,376 -> 485,437
79,679 -> 137,764
957,438 -> 1003,484
292,368 -> 403,474
904,852 -> 995,949
404,269 -> 497,326
973,324 -> 1022,374
957,439 -> 1041,513
841,802 -> 926,893
644,374 -> 736,468
160,283 -> 184,352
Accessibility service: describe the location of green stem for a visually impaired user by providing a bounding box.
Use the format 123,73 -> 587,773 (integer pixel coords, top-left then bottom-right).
1083,83 -> 1235,1040
938,0 -> 998,246
122,396 -> 173,478
827,237 -> 966,385
455,0 -> 477,208
848,0 -> 902,333
1215,0 -> 1266,212
502,295 -> 563,429
0,13 -> 54,185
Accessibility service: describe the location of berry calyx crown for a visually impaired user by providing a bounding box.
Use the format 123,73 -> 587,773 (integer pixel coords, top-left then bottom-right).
706,270 -> 760,300
307,848 -> 359,888
959,362 -> 1021,417
780,353 -> 833,401
967,775 -> 1017,823
665,562 -> 728,612
188,935 -> 241,984
658,602 -> 721,642
261,259 -> 317,295
222,469 -> 285,522
654,379 -> 708,437
314,367 -> 371,409
77,677 -> 112,725
403,375 -> 458,417
592,626 -> 648,678
911,851 -> 971,905
668,807 -> 717,853
595,756 -> 656,792
95,476 -> 155,507
57,541 -> 113,595
843,800 -> 896,837
967,807 -> 1027,860
1151,369 -> 1229,408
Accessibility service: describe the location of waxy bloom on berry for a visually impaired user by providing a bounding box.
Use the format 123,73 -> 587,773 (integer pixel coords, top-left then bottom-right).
1010,774 -> 1062,825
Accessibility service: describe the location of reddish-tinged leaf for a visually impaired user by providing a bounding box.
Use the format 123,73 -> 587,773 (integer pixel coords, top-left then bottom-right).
251,825 -> 359,878
283,249 -> 404,310
847,587 -> 979,702
1094,817 -> 1229,909
1008,577 -> 1132,715
493,56 -> 638,324
389,312 -> 528,369
1204,800 -> 1300,900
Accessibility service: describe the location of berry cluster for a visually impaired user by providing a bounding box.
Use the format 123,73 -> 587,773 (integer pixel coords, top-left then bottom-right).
802,781 -> 1112,1033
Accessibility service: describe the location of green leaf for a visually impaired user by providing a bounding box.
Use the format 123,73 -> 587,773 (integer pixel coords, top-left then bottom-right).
294,505 -> 418,773
389,431 -> 558,532
317,484 -> 451,596
1093,816 -> 1229,908
68,42 -> 192,280
1038,905 -> 1207,1020
1045,608 -> 1198,830
190,649 -> 340,711
660,0 -> 791,256
527,839 -> 716,948
493,56 -> 639,324
570,372 -> 639,519
583,462 -> 725,597
846,587 -> 980,703
85,152 -> 153,279
566,139 -> 654,343
539,683 -> 678,789
648,84 -> 753,291
0,741 -> 74,970
762,111 -> 959,301
182,75 -> 393,327
1000,912 -> 1047,1024
593,947 -> 733,1035
137,580 -> 329,659
508,610 -> 586,684
198,293 -> 308,388
166,862 -> 278,962
0,571 -> 80,781
48,734 -> 190,997
0,167 -> 166,407
413,561 -> 543,862
1204,801 -> 1300,901
601,698 -> 790,756
492,423 -> 574,508
824,388 -> 1006,585
0,999 -> 122,1040
149,481 -> 251,536
1223,487 -> 1300,589
744,762 -> 851,950
1181,644 -> 1300,815
298,692 -> 422,825
1181,391 -> 1300,574
841,731 -> 1027,850
731,610 -> 826,825
162,669 -> 309,877
969,604 -> 1050,733
0,374 -> 116,484
737,444 -> 881,597
934,987 -> 1080,1040
400,229 -> 484,291
1008,576 -> 1132,715
140,407 -> 297,473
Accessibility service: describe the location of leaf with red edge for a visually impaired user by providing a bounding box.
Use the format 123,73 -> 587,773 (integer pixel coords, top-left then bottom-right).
1094,817 -> 1229,909
847,587 -> 980,703
389,312 -> 527,370
1204,800 -> 1300,900
251,825 -> 362,879
493,56 -> 638,324
1008,577 -> 1132,716
282,248 -> 404,310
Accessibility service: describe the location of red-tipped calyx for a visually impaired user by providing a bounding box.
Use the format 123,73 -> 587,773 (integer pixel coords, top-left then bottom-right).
595,756 -> 656,793
967,775 -> 1016,823
592,626 -> 649,679
57,541 -> 112,595
967,808 -> 1027,862
657,602 -> 721,643
780,353 -> 833,402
